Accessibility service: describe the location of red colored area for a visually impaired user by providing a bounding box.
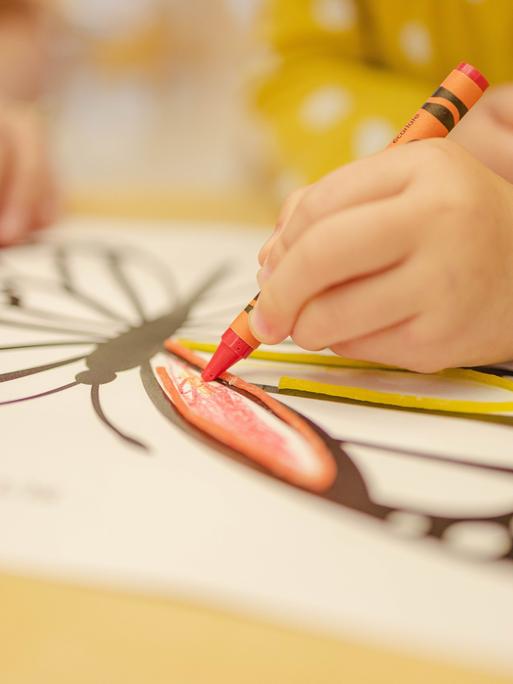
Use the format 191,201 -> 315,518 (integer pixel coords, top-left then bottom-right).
158,339 -> 337,492
177,368 -> 290,462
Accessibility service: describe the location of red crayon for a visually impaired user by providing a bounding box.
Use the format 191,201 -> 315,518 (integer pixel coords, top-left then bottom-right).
202,294 -> 260,381
202,62 -> 488,382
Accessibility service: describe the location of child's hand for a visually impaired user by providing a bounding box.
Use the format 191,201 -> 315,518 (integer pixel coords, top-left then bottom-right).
451,84 -> 513,185
0,102 -> 57,247
251,139 -> 513,372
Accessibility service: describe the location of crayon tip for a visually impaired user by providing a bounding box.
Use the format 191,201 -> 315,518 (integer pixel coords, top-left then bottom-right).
457,62 -> 489,91
201,342 -> 241,382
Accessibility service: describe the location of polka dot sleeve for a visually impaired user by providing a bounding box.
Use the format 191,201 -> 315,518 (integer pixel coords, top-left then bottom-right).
253,0 -> 513,194
260,0 -> 364,59
254,55 -> 428,189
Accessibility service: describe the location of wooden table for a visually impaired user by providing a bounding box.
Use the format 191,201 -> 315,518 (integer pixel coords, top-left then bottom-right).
2,570 -> 511,684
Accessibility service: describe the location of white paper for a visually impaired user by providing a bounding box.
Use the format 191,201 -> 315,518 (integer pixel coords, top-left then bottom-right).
1,218 -> 513,674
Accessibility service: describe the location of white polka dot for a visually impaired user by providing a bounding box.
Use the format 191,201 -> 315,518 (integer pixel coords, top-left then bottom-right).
353,117 -> 395,157
387,511 -> 431,538
400,21 -> 432,64
312,0 -> 356,31
443,521 -> 511,559
300,86 -> 352,131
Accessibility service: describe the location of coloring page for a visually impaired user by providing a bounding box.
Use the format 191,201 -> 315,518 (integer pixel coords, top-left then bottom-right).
1,218 -> 512,674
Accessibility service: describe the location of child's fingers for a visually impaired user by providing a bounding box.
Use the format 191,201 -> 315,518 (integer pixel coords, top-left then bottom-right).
0,116 -> 44,243
258,186 -> 308,267
330,315 -> 448,373
0,134 -> 13,245
251,196 -> 414,344
290,262 -> 422,351
265,149 -> 412,271
32,165 -> 60,230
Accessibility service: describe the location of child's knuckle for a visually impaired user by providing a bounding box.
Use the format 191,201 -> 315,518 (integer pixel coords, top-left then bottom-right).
280,227 -> 296,252
297,230 -> 323,273
292,305 -> 324,350
299,186 -> 328,224
260,283 -> 283,320
267,237 -> 287,267
291,326 -> 318,351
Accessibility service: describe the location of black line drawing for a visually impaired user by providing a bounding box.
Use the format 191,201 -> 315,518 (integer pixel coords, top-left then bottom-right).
1,238 -> 513,565
0,240 -> 227,448
154,348 -> 513,565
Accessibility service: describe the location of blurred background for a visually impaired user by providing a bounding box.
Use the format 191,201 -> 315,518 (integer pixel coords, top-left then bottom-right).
1,0 -> 276,223
0,0 -> 504,225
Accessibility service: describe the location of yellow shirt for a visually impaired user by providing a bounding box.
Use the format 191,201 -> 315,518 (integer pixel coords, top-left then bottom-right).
254,0 -> 510,190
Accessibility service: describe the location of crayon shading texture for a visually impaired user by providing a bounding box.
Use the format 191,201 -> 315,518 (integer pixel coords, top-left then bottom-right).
157,339 -> 337,492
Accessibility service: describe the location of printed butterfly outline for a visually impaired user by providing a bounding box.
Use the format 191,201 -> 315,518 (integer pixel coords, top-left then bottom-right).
1,237 -> 513,564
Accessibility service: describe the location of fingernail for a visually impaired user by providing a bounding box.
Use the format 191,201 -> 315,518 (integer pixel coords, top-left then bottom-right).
249,307 -> 271,342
